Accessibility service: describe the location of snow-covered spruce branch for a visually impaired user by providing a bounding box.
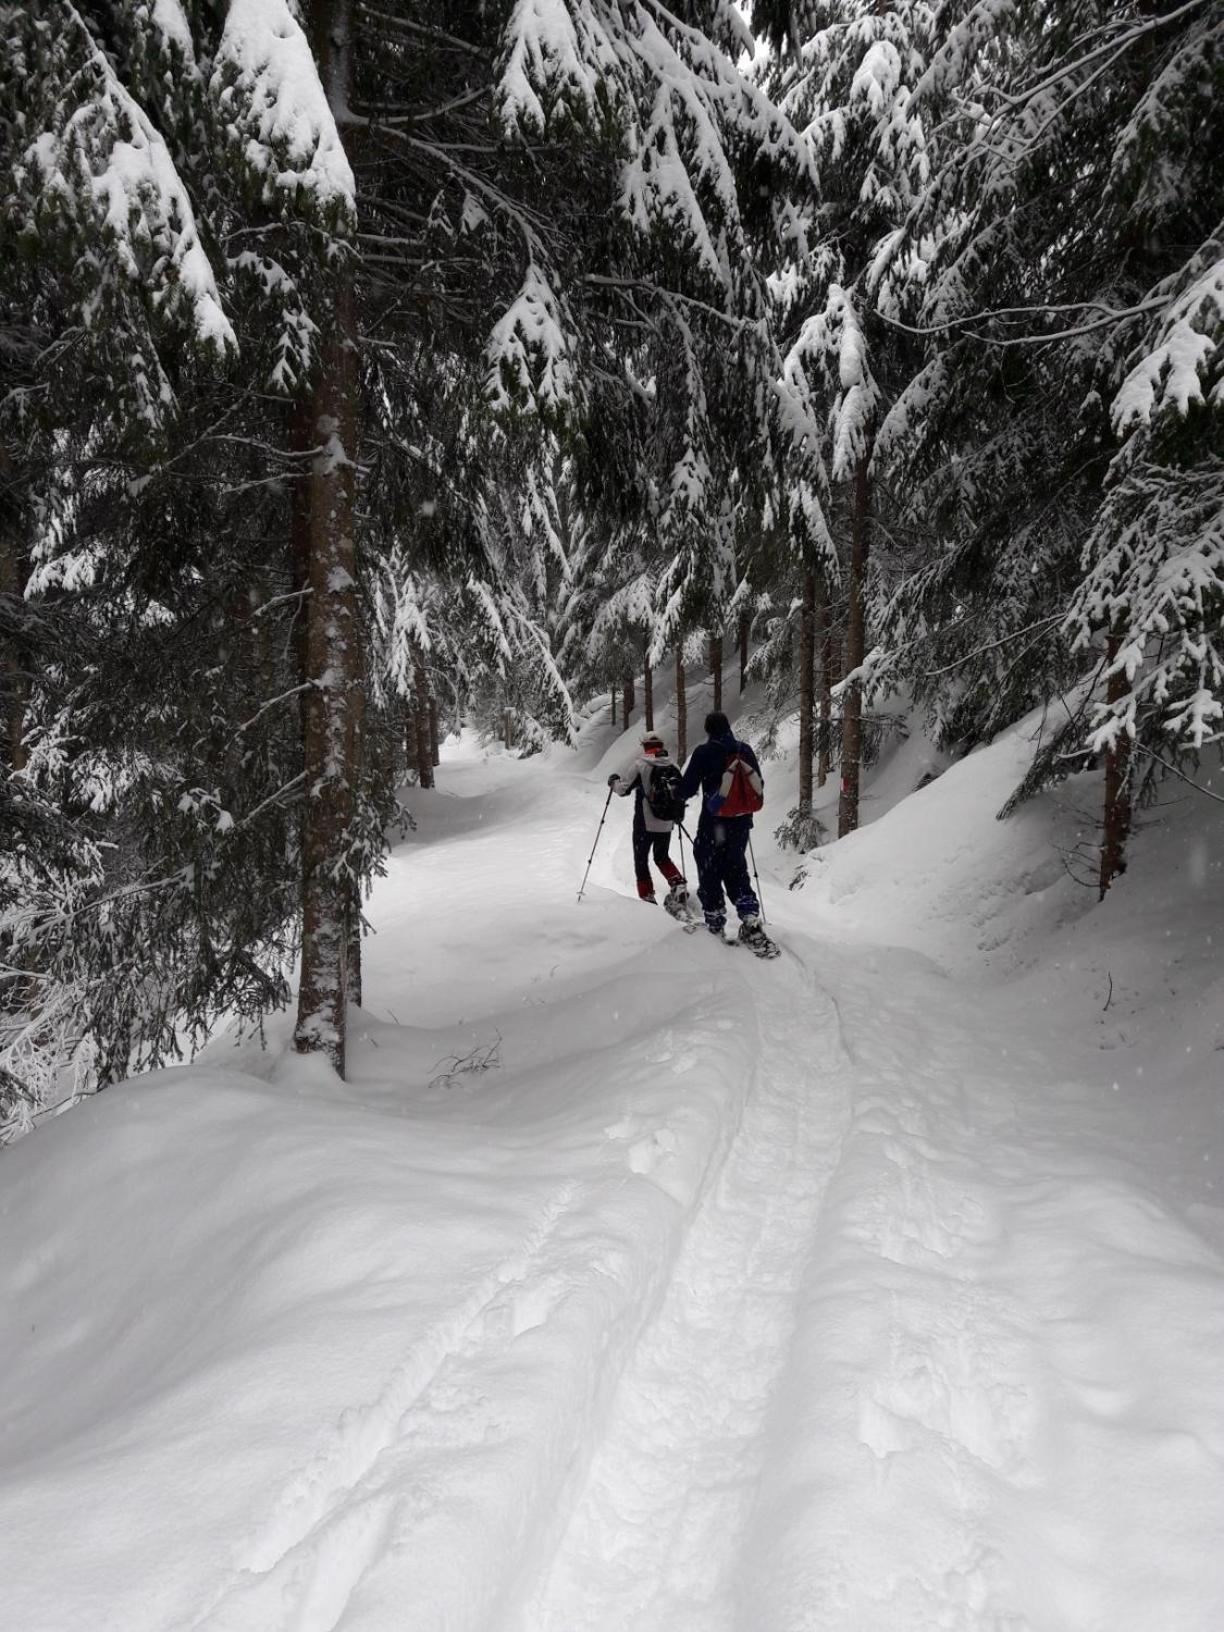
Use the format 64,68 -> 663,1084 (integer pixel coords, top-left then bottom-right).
878,297 -> 1167,346
583,276 -> 764,332
1137,747 -> 1224,807
985,0 -> 1212,115
355,6 -> 484,58
921,614 -> 1065,679
355,86 -> 490,124
31,869 -> 195,928
224,683 -> 315,740
229,772 -> 311,834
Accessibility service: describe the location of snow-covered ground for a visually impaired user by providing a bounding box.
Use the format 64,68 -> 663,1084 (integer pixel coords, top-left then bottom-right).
3,681 -> 1223,1632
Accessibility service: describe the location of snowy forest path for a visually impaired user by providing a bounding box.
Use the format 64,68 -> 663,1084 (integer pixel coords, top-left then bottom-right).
364,739 -> 1224,1632
8,734 -> 1223,1632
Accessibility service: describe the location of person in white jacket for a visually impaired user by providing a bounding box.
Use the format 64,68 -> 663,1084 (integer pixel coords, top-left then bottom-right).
607,732 -> 689,904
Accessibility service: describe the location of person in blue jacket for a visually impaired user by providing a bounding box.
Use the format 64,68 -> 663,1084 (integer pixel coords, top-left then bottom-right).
677,711 -> 769,950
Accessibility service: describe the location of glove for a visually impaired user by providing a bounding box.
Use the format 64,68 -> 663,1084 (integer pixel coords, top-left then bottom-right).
607,773 -> 620,788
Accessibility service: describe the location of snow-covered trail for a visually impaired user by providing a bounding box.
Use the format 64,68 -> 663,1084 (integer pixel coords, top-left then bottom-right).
3,716 -> 1224,1632
363,732 -> 1224,1631
521,949 -> 854,1632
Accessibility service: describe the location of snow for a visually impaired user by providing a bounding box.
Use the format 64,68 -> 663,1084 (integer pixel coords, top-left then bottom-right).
1112,257 -> 1224,434
149,0 -> 195,58
213,0 -> 356,220
3,682 -> 1224,1631
24,36 -> 235,358
486,264 -> 578,415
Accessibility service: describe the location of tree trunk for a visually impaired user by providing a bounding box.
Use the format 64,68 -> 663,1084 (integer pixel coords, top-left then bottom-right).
405,701 -> 420,782
412,641 -> 433,789
644,656 -> 653,732
429,696 -> 440,766
295,0 -> 361,1077
0,508 -> 29,772
622,673 -> 634,731
676,648 -> 687,762
710,634 -> 722,714
739,613 -> 749,693
798,571 -> 816,813
817,580 -> 832,788
504,708 -> 514,750
293,285 -> 361,1076
1099,638 -> 1132,899
838,452 -> 872,839
610,685 -> 616,726
347,882 -> 362,1009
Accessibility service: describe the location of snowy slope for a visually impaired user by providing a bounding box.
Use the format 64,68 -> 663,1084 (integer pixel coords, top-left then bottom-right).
2,697 -> 1223,1632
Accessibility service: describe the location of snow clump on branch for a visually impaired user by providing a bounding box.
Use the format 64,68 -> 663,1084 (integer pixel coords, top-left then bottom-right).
213,0 -> 356,226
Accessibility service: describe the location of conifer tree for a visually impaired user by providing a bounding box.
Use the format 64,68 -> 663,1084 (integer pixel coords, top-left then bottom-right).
766,0 -> 935,835
866,0 -> 1223,891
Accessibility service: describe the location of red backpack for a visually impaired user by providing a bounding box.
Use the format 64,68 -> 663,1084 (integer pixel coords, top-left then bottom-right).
715,751 -> 764,817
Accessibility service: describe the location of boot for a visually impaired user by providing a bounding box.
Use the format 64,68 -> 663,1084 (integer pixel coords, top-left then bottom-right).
736,915 -> 779,958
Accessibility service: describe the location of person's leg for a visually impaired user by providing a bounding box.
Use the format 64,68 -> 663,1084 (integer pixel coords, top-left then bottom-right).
651,830 -> 684,891
722,823 -> 760,919
632,814 -> 656,901
692,822 -> 726,931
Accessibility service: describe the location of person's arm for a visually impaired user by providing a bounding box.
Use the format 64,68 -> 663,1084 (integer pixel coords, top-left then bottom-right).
677,744 -> 706,800
608,761 -> 641,796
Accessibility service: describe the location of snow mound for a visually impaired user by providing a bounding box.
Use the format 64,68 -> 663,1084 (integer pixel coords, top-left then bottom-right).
797,709 -> 1087,974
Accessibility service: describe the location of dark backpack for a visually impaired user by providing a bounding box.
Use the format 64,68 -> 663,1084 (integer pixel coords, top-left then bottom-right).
715,751 -> 764,818
645,761 -> 685,822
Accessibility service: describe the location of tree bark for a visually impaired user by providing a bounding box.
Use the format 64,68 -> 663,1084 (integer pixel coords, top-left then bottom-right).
675,648 -> 687,762
504,708 -> 514,750
347,883 -> 362,1009
429,696 -> 440,766
739,613 -> 749,694
817,579 -> 832,788
798,571 -> 816,813
293,282 -> 361,1076
610,685 -> 616,726
0,508 -> 29,772
1099,638 -> 1132,899
710,634 -> 722,714
405,700 -> 420,782
838,452 -> 872,838
295,0 -> 361,1077
412,641 -> 433,789
644,656 -> 653,731
622,673 -> 634,731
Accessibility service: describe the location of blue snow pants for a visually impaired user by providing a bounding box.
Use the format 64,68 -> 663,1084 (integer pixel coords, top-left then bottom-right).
692,816 -> 758,927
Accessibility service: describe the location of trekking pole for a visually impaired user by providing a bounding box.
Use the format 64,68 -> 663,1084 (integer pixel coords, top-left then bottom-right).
748,833 -> 767,924
577,788 -> 615,901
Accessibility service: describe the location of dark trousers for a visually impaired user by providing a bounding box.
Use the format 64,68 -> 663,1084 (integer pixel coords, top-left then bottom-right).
632,814 -> 683,899
692,817 -> 758,924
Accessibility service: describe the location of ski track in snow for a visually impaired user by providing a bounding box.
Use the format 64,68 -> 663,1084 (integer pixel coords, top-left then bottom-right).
189,1177 -> 585,1632
518,955 -> 855,1632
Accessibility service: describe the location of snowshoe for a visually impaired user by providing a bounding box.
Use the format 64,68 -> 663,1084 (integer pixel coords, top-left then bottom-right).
736,917 -> 781,959
664,884 -> 701,933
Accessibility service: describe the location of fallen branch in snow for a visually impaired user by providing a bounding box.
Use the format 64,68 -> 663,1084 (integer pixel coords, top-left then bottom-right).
1137,747 -> 1224,807
428,1031 -> 503,1091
